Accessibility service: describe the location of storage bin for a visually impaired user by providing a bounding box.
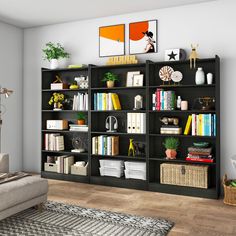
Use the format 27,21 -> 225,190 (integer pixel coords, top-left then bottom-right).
99,159 -> 124,168
99,167 -> 124,178
124,161 -> 146,171
124,169 -> 146,180
223,174 -> 236,206
71,163 -> 88,176
160,163 -> 208,189
44,163 -> 58,173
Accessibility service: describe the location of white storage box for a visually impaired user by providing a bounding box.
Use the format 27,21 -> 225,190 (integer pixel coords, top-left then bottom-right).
125,161 -> 146,171
71,163 -> 88,176
99,167 -> 124,178
46,120 -> 68,130
99,159 -> 124,168
124,169 -> 146,180
44,163 -> 58,173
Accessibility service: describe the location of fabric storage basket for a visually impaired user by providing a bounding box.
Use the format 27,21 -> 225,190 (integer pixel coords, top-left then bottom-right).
223,174 -> 236,206
71,163 -> 88,176
124,161 -> 146,171
160,163 -> 208,189
99,160 -> 124,168
99,167 -> 124,178
124,169 -> 146,180
44,163 -> 58,173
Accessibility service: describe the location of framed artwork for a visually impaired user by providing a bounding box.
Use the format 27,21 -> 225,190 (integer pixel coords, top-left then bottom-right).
133,74 -> 144,87
99,24 -> 125,57
129,20 -> 157,55
126,71 -> 140,87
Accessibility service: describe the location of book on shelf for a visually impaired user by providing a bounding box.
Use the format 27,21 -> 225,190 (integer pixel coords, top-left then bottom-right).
127,113 -> 146,134
94,93 -> 121,110
184,115 -> 192,135
152,89 -> 176,111
92,135 -> 119,156
160,126 -> 182,134
69,124 -> 88,132
63,156 -> 74,174
191,114 -> 216,136
72,92 -> 88,111
186,146 -> 214,163
45,133 -> 64,151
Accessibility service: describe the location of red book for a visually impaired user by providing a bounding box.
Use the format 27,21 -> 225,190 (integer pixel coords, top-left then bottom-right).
156,89 -> 161,110
186,157 -> 214,163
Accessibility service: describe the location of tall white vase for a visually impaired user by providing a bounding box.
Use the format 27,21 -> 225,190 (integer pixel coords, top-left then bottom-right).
50,59 -> 59,69
195,67 -> 205,85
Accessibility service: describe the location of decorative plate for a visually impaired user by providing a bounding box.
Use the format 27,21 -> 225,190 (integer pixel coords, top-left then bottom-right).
159,66 -> 174,81
193,142 -> 209,148
171,71 -> 183,83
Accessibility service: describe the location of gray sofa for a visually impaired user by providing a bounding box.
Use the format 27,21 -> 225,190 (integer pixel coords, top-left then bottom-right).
0,153 -> 48,221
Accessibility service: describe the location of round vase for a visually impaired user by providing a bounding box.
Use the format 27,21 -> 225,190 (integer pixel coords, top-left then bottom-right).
195,67 -> 205,85
50,59 -> 59,69
107,81 -> 114,88
77,120 -> 85,125
165,149 -> 177,159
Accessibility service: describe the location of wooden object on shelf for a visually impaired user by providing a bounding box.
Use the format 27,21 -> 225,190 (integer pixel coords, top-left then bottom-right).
51,75 -> 68,90
106,55 -> 138,65
223,174 -> 236,206
46,120 -> 68,130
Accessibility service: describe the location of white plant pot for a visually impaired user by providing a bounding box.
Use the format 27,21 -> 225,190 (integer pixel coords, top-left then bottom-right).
195,67 -> 205,85
50,59 -> 59,69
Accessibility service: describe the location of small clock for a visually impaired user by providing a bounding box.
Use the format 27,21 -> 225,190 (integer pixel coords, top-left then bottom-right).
171,71 -> 183,84
159,66 -> 174,82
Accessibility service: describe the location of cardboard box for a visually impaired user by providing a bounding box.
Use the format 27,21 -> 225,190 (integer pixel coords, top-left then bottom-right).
46,120 -> 68,130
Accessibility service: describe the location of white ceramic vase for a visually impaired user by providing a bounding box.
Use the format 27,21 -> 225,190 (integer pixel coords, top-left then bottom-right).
195,67 -> 205,85
50,59 -> 59,69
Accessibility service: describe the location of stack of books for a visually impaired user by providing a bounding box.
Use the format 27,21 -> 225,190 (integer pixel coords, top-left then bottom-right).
184,114 -> 216,136
92,136 -> 119,156
69,124 -> 88,132
44,133 -> 64,151
152,89 -> 176,111
186,146 -> 214,163
55,155 -> 74,174
160,125 -> 182,134
94,93 -> 121,110
72,93 -> 88,111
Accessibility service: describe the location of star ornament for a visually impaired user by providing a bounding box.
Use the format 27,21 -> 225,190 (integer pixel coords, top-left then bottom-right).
168,51 -> 178,60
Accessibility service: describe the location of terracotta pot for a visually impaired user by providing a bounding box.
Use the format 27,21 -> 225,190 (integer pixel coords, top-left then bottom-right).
107,81 -> 114,88
77,119 -> 85,125
165,149 -> 177,159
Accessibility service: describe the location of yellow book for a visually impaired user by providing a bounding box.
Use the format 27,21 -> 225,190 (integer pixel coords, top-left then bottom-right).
198,114 -> 203,136
184,115 -> 192,135
102,93 -> 107,110
111,93 -> 121,110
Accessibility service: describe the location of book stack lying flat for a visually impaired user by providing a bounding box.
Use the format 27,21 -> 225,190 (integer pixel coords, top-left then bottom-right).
69,124 -> 88,132
124,161 -> 146,180
160,125 -> 182,134
94,93 -> 121,110
186,146 -> 214,163
72,93 -> 88,111
92,136 -> 119,156
44,133 -> 64,151
99,160 -> 124,178
152,89 -> 176,111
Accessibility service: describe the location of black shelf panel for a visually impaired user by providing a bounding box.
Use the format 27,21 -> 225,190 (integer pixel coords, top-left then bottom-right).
42,150 -> 88,156
42,130 -> 88,134
149,183 -> 218,199
90,176 -> 147,190
91,86 -> 145,91
149,157 -> 216,165
91,110 -> 146,113
91,154 -> 146,161
149,110 -> 216,113
42,89 -> 88,92
42,67 -> 88,72
149,84 -> 215,89
91,131 -> 145,136
42,110 -> 88,113
41,171 -> 89,183
149,134 -> 216,139
90,63 -> 146,70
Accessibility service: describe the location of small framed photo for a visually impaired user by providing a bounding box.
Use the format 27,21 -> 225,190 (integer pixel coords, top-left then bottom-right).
126,71 -> 140,87
133,74 -> 144,87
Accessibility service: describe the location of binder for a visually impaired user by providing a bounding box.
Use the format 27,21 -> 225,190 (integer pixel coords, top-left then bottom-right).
131,113 -> 136,133
135,113 -> 141,133
140,113 -> 146,134
127,113 -> 132,133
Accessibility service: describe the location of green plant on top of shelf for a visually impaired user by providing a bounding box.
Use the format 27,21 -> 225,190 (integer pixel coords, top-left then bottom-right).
163,137 -> 180,160
102,72 -> 119,88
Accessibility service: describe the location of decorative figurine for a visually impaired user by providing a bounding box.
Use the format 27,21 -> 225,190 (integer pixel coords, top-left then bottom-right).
189,44 -> 199,69
105,116 -> 118,132
71,137 -> 86,153
134,95 -> 143,110
159,66 -> 174,85
160,117 -> 179,126
128,139 -> 135,156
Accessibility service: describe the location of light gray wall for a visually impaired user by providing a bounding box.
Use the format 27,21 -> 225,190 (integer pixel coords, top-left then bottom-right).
23,0 -> 236,178
0,21 -> 23,171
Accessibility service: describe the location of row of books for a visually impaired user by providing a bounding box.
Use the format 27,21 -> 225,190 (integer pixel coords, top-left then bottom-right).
55,155 -> 74,174
92,136 -> 119,156
152,89 -> 176,111
94,93 -> 121,110
69,124 -> 88,132
186,146 -> 214,163
72,93 -> 88,111
184,114 -> 216,136
45,133 -> 64,151
127,113 -> 146,134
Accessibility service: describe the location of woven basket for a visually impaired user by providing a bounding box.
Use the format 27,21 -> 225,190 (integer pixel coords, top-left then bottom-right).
223,174 -> 236,206
160,163 -> 208,189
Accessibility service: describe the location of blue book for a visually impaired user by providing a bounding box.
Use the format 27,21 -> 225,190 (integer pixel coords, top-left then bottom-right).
94,93 -> 97,110
204,114 -> 211,136
213,114 -> 216,136
99,93 -> 103,110
211,115 -> 214,136
161,91 -> 164,110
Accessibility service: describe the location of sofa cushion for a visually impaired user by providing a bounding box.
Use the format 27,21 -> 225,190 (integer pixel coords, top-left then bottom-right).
0,175 -> 48,211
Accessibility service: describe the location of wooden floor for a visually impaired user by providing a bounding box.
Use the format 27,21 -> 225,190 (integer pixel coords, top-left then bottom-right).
48,179 -> 236,236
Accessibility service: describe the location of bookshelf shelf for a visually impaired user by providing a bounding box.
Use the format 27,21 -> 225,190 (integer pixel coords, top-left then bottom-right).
41,56 -> 220,199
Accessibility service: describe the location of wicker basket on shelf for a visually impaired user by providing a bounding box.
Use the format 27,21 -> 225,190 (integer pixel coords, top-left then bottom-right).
223,174 -> 236,206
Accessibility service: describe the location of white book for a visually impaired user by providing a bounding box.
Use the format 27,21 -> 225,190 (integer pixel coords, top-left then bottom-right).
98,136 -> 103,155
127,113 -> 132,133
64,156 -> 74,174
72,95 -> 76,110
140,113 -> 146,134
196,115 -> 200,136
192,114 -> 196,136
92,137 -> 96,154
85,93 -> 88,110
107,136 -> 112,155
152,94 -> 156,110
80,94 -> 83,110
45,134 -> 49,150
76,95 -> 79,111
131,113 -> 136,134
135,113 -> 141,133
108,93 -> 113,110
55,136 -> 64,151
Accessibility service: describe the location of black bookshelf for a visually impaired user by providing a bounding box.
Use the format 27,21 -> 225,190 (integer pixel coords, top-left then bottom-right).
41,56 -> 220,199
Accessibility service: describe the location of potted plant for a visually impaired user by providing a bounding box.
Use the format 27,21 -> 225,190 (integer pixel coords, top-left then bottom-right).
77,112 -> 86,125
102,72 -> 118,88
42,42 -> 70,69
48,92 -> 65,110
163,137 -> 180,159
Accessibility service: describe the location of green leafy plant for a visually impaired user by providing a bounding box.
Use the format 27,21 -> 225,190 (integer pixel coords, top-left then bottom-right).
163,137 -> 180,150
101,72 -> 119,82
42,42 -> 70,61
77,112 -> 86,121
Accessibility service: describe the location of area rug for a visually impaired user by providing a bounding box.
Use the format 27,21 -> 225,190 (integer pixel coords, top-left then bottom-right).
0,201 -> 174,236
